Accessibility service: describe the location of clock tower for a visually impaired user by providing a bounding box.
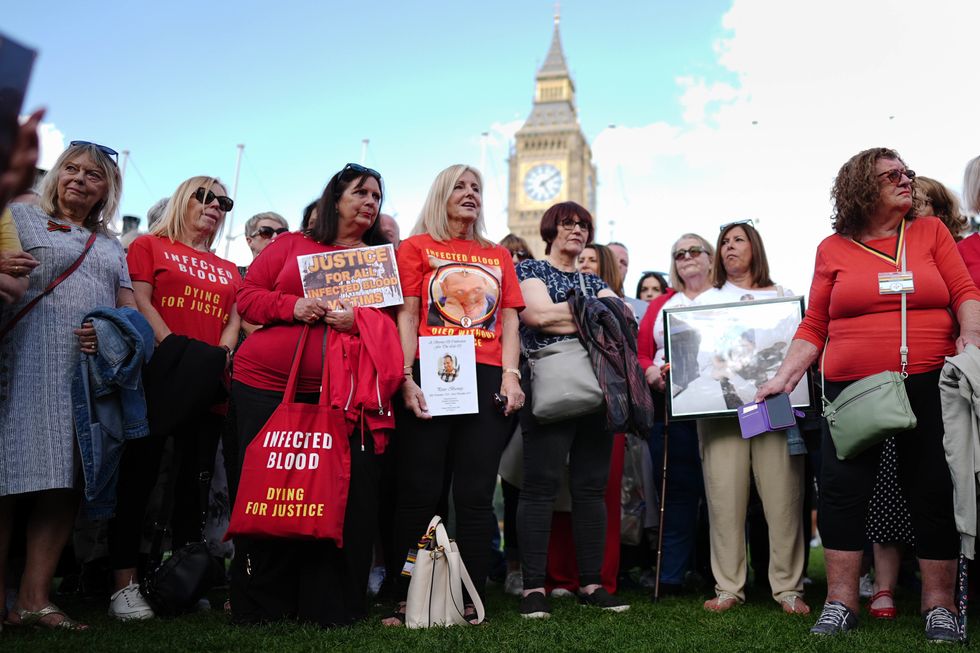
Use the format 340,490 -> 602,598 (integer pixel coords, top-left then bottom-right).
507,12 -> 596,258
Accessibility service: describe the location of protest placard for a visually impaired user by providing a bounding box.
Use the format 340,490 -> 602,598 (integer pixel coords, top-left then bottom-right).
298,244 -> 403,309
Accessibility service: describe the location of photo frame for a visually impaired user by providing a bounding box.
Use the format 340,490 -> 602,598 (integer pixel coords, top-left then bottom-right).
663,296 -> 811,420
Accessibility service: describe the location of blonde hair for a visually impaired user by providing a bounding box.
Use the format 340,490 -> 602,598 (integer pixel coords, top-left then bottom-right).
39,143 -> 121,234
410,164 -> 492,247
669,233 -> 714,291
151,176 -> 227,249
963,156 -> 980,215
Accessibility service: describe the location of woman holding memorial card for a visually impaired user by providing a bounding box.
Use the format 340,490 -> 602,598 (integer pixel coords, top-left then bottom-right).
228,163 -> 401,627
383,164 -> 524,626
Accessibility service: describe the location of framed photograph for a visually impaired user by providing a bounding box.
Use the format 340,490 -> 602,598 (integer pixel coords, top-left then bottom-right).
663,296 -> 811,420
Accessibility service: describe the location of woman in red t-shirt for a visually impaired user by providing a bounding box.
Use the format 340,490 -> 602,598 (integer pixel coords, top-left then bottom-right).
759,148 -> 980,642
108,177 -> 241,621
383,165 -> 525,625
229,164 -> 401,628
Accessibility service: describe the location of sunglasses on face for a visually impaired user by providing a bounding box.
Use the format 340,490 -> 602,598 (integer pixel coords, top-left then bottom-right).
250,226 -> 288,239
69,140 -> 119,165
193,187 -> 234,212
558,217 -> 588,231
673,246 -> 708,260
877,168 -> 916,185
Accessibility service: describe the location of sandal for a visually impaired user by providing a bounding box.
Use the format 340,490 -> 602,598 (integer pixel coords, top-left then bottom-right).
381,602 -> 406,627
869,590 -> 897,620
704,591 -> 740,613
16,604 -> 89,631
463,603 -> 486,626
780,595 -> 811,615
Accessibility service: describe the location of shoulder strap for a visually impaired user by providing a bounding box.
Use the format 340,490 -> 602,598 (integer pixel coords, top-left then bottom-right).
0,230 -> 98,341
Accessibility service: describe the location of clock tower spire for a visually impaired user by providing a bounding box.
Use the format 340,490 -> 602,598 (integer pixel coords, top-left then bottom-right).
507,13 -> 596,257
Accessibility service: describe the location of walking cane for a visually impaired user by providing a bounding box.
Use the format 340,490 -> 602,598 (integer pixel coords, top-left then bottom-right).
653,364 -> 671,601
957,553 -> 969,643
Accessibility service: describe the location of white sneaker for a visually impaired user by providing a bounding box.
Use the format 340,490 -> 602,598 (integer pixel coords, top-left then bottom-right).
504,570 -> 523,596
108,583 -> 155,621
858,573 -> 874,599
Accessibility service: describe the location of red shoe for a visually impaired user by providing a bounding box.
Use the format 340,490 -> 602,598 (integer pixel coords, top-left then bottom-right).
869,590 -> 897,620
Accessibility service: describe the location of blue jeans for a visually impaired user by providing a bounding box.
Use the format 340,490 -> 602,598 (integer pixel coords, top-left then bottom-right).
650,420 -> 705,585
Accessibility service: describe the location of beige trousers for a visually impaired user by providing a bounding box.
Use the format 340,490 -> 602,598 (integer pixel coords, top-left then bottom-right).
698,418 -> 805,603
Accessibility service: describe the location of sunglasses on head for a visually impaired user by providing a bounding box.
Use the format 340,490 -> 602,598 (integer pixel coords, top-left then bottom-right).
69,140 -> 119,165
250,225 -> 288,239
193,187 -> 234,212
720,218 -> 754,232
339,162 -> 382,183
673,246 -> 708,260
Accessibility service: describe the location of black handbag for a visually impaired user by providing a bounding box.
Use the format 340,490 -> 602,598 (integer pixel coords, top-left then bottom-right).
140,439 -> 224,616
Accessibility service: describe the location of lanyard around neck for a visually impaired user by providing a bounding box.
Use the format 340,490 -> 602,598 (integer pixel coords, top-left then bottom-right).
851,219 -> 906,268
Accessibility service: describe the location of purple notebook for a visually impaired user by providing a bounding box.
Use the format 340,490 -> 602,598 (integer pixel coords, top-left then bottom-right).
737,393 -> 801,438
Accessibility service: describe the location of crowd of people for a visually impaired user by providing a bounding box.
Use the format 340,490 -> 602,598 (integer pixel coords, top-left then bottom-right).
1,113 -> 980,645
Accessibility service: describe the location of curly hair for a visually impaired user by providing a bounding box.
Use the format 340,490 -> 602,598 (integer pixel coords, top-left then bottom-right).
831,147 -> 914,236
915,176 -> 968,241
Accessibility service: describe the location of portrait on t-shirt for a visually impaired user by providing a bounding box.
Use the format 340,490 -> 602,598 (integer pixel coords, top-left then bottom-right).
425,259 -> 501,331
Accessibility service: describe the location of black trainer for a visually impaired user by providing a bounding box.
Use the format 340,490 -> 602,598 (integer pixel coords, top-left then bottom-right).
519,591 -> 551,619
810,601 -> 857,635
578,588 -> 630,612
924,606 -> 961,643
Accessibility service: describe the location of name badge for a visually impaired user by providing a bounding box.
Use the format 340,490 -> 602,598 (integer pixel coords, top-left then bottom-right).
878,271 -> 914,294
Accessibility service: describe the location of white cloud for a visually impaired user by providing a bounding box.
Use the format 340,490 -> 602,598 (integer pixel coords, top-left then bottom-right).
35,120 -> 65,171
591,0 -> 980,295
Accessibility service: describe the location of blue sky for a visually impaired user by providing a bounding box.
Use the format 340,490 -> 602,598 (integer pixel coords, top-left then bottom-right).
6,1 -> 979,293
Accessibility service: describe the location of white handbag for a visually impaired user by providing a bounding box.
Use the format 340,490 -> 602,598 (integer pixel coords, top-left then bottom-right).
405,515 -> 485,628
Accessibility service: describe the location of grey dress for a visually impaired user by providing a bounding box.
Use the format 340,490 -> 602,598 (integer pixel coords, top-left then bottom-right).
0,203 -> 132,496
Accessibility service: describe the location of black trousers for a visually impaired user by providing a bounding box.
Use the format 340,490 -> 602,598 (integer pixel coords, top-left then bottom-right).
231,381 -> 378,627
517,409 -> 613,589
819,369 -> 958,559
108,413 -> 221,571
228,381 -> 379,627
392,363 -> 512,602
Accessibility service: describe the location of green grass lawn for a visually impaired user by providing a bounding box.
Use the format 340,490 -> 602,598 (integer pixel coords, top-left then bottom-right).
1,548 -> 972,652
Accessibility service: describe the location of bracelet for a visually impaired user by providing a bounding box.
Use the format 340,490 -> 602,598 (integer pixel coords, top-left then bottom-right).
503,367 -> 521,380
403,364 -> 414,371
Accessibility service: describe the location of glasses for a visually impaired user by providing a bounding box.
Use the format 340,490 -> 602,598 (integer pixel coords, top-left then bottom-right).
558,217 -> 588,231
250,225 -> 288,239
69,140 -> 119,165
720,218 -> 754,232
339,162 -> 382,182
877,168 -> 915,185
673,246 -> 708,260
193,187 -> 234,212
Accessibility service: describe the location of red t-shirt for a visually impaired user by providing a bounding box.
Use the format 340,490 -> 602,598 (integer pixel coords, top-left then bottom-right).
127,235 -> 240,345
956,233 -> 980,288
234,232 -> 373,392
795,217 -> 980,381
396,234 -> 524,367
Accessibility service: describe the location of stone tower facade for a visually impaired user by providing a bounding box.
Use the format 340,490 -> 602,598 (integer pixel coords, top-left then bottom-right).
507,15 -> 596,258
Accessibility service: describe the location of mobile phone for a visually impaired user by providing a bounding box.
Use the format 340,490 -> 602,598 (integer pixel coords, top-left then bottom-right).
492,393 -> 507,414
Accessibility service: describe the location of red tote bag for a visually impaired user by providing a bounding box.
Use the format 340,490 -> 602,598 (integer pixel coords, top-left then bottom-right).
226,325 -> 351,544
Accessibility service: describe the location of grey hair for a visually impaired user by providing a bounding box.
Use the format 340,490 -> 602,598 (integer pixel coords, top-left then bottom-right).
244,211 -> 288,236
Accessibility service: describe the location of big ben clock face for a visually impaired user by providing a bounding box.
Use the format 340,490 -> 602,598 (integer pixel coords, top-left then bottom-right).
523,164 -> 563,202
